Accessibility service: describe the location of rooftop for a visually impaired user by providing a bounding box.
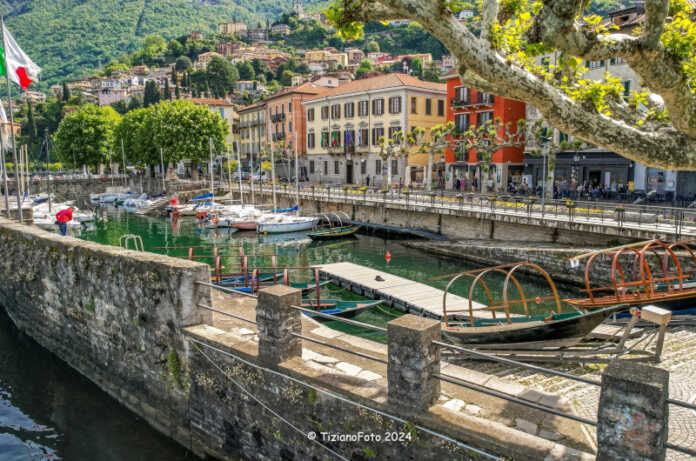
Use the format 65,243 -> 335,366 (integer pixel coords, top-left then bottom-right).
304,73 -> 446,101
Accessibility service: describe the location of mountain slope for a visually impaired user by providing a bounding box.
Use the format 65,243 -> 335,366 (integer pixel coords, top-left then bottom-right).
0,0 -> 293,89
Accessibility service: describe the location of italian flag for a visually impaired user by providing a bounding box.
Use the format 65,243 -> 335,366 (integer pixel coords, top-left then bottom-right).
0,24 -> 41,91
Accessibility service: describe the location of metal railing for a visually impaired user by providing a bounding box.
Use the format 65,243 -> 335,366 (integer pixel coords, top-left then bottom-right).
195,278 -> 696,457
229,183 -> 696,238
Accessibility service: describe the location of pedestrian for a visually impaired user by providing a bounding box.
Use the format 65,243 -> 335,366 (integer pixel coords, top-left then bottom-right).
366,175 -> 370,186
55,206 -> 75,236
455,177 -> 461,191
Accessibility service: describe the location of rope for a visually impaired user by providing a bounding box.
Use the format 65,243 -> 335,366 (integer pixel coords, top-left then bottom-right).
192,342 -> 349,461
188,337 -> 501,461
375,304 -> 401,318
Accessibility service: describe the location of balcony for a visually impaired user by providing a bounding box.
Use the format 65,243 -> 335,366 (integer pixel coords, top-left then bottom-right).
272,132 -> 285,141
271,113 -> 286,123
328,145 -> 343,155
450,97 -> 471,109
356,144 -> 370,153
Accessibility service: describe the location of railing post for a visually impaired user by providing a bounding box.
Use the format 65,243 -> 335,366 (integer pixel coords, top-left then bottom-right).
255,285 -> 302,367
387,314 -> 440,413
597,362 -> 668,461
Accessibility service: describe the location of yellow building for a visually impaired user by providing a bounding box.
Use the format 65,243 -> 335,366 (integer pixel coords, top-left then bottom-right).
302,73 -> 446,185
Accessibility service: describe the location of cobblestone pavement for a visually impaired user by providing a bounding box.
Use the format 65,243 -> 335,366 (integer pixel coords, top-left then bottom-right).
454,325 -> 696,460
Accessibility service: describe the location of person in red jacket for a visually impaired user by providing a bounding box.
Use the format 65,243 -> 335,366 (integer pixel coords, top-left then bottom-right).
55,206 -> 75,236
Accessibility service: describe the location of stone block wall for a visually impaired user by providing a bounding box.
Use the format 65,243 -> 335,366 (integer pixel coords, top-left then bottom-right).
0,217 -> 212,449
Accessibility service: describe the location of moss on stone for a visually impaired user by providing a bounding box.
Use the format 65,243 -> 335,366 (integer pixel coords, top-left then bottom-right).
87,297 -> 95,313
364,447 -> 376,459
168,348 -> 181,388
307,388 -> 317,404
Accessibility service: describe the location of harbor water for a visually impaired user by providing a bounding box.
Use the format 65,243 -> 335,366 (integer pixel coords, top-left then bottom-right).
0,209 -> 575,460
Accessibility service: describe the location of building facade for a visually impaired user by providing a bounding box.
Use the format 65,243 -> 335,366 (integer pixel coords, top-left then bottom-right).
238,102 -> 266,170
188,98 -> 238,148
218,22 -> 247,36
303,73 -> 447,186
444,71 -> 526,191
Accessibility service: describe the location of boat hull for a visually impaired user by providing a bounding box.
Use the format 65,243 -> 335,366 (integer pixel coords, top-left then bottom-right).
308,225 -> 359,240
442,305 -> 626,349
230,221 -> 257,230
301,299 -> 381,318
257,220 -> 316,234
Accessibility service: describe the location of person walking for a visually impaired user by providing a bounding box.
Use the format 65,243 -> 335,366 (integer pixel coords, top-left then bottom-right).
55,206 -> 75,236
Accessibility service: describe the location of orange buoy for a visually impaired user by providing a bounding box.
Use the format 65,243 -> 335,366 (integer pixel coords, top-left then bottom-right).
385,251 -> 391,263
535,296 -> 541,304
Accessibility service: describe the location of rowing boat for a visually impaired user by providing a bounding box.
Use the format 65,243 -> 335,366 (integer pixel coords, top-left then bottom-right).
307,225 -> 360,241
442,304 -> 626,349
300,299 -> 382,318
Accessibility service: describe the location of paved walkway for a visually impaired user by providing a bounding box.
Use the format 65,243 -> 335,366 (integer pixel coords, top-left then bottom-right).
233,185 -> 696,239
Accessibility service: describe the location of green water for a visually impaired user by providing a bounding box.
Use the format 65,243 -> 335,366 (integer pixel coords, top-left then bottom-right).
78,209 -> 575,341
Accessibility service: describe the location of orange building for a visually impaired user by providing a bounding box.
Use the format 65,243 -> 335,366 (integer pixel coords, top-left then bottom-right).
444,70 -> 526,191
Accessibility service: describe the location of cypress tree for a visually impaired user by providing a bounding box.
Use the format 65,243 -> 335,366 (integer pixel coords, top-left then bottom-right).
62,81 -> 71,101
163,79 -> 171,100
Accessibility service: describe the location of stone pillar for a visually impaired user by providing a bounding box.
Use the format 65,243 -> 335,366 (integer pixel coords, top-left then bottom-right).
597,362 -> 669,461
387,314 -> 440,412
255,285 -> 302,367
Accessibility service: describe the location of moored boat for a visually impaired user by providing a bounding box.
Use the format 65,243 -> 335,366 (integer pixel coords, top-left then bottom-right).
257,216 -> 317,234
308,225 -> 359,240
300,299 -> 382,318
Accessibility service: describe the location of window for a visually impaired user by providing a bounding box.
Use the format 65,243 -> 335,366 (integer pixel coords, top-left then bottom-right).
389,96 -> 402,114
425,98 -> 432,115
375,159 -> 382,175
321,106 -> 329,120
358,100 -> 369,116
455,87 -> 469,103
359,128 -> 369,146
388,126 -> 401,139
334,161 -> 340,174
559,132 -> 568,143
622,80 -> 631,98
437,100 -> 444,116
345,130 -> 355,146
331,130 -> 341,147
289,121 -> 292,133
361,161 -> 366,174
411,97 -> 417,114
455,113 -> 469,132
321,130 -> 329,147
392,159 -> 398,175
477,92 -> 494,105
344,102 -> 355,118
309,160 -> 315,173
331,104 -> 341,119
288,101 -> 292,112
372,98 -> 384,115
541,57 -> 550,70
307,132 -> 315,149
323,161 -> 328,175
372,127 -> 384,145
476,111 -> 493,127
307,108 -> 315,121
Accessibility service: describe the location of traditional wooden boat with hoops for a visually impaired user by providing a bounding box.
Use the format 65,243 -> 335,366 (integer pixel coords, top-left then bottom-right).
308,212 -> 359,241
564,239 -> 696,311
437,262 -> 628,349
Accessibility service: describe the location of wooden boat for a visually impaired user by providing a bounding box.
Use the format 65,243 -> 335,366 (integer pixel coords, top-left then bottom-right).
300,299 -> 382,318
308,225 -> 359,240
213,272 -> 283,287
442,305 -> 626,348
564,239 -> 696,310
223,280 -> 330,295
438,261 -> 628,348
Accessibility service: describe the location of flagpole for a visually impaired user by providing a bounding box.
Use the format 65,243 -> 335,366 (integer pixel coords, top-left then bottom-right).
0,121 -> 8,215
120,138 -> 127,189
235,137 -> 243,207
2,18 -> 22,223
294,130 -> 299,215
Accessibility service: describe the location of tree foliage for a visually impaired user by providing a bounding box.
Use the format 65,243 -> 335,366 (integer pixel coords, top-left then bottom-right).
330,0 -> 696,170
54,105 -> 121,167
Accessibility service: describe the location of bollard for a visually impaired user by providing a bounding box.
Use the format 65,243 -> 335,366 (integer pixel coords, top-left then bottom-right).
597,362 -> 669,461
255,285 -> 302,367
387,314 -> 440,412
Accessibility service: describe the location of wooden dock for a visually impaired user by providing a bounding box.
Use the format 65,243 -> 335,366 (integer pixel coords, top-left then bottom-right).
317,262 -> 498,320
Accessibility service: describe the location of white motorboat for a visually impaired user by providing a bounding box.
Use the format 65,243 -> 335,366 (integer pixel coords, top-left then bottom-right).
256,215 -> 318,234
123,194 -> 153,211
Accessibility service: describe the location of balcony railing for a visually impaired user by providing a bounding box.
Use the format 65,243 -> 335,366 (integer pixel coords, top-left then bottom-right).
272,132 -> 285,141
450,97 -> 471,108
271,113 -> 286,123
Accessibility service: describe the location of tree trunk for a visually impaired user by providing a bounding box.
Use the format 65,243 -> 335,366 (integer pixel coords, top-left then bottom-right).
427,152 -> 433,191
545,153 -> 556,202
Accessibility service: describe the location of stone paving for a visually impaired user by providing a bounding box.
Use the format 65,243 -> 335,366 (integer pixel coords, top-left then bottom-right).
452,325 -> 696,460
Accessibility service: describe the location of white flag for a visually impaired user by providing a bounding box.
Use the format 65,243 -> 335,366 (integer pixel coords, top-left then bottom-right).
2,24 -> 41,91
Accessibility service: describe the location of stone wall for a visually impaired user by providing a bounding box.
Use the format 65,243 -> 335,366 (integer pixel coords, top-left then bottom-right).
0,217 -> 212,449
251,190 -> 644,245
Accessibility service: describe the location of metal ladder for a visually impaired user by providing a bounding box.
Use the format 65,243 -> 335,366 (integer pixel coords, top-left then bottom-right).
119,234 -> 144,252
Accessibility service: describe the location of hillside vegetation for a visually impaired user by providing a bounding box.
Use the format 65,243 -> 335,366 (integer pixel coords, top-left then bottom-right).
0,0 -> 294,88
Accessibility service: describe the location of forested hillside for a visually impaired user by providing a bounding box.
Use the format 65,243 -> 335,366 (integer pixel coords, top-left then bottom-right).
0,0 -> 294,88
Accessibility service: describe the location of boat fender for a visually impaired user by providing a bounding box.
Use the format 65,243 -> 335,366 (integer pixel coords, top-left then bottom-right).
212,216 -> 219,225
544,313 -> 554,322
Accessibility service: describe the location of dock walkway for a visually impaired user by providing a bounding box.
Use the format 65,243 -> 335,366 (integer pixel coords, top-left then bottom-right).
317,261 -> 496,320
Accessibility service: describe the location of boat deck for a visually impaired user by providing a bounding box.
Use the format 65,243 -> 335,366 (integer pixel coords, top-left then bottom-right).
317,262 -> 498,320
